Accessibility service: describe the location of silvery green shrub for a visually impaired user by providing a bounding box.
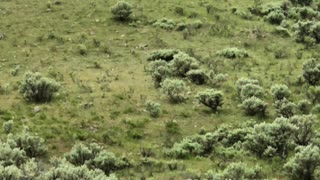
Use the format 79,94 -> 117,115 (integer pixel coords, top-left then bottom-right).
186,69 -> 208,85
303,58 -> 320,86
271,84 -> 291,100
170,52 -> 199,77
111,1 -> 132,21
240,97 -> 267,116
196,89 -> 223,111
145,101 -> 161,118
160,79 -> 189,103
20,72 -> 60,103
216,47 -> 249,59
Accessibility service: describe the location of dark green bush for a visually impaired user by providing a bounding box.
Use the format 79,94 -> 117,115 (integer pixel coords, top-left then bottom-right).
289,0 -> 313,6
20,72 -> 60,103
216,47 -> 249,59
111,1 -> 132,21
186,69 -> 208,85
265,10 -> 285,24
147,49 -> 180,61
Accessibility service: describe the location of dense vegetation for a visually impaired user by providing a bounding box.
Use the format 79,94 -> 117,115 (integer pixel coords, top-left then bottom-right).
0,0 -> 320,179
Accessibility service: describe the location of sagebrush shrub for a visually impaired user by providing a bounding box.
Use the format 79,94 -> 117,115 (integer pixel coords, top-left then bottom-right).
153,18 -> 176,30
236,77 -> 259,94
170,52 -> 199,77
145,101 -> 161,118
0,142 -> 27,167
65,143 -> 128,174
289,0 -> 313,6
284,145 -> 320,180
244,118 -> 295,157
20,72 -> 60,103
160,79 -> 189,103
271,84 -> 291,100
240,83 -> 264,101
196,89 -> 223,111
275,99 -> 296,118
205,162 -> 263,179
303,58 -> 320,86
216,47 -> 249,59
147,49 -> 180,61
265,10 -> 285,24
148,60 -> 172,88
273,99 -> 296,118
240,97 -> 267,116
111,1 -> 132,21
186,69 -> 208,85
307,86 -> 320,104
7,131 -> 47,158
3,120 -> 13,134
297,99 -> 311,114
290,115 -> 315,146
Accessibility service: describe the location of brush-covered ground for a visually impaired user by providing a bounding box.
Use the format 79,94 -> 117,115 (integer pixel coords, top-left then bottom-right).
1,0 -> 320,179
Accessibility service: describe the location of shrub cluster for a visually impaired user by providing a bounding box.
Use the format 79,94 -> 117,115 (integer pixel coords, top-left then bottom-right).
153,18 -> 176,30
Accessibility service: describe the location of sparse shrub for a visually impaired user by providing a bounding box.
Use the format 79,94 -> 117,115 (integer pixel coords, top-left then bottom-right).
236,77 -> 259,94
271,84 -> 291,101
196,89 -> 223,111
311,104 -> 320,113
205,162 -> 263,179
153,18 -> 176,30
208,72 -> 228,87
307,86 -> 320,104
303,58 -> 320,86
147,49 -> 180,61
186,69 -> 208,85
170,52 -> 199,77
290,115 -> 315,146
3,120 -> 13,134
145,101 -> 161,118
244,117 -> 295,157
174,6 -> 184,16
160,79 -> 189,103
240,83 -> 264,101
265,10 -> 285,24
274,99 -> 297,118
20,72 -> 60,103
165,120 -> 180,135
216,47 -> 249,59
240,97 -> 267,116
284,145 -> 320,180
111,1 -> 132,21
297,99 -> 311,114
7,131 -> 47,158
234,10 -> 254,20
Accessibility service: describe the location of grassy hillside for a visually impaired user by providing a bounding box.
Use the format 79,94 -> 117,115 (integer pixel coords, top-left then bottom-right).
1,0 -> 320,179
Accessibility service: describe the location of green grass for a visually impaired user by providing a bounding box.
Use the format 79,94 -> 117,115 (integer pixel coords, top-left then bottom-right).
0,0 -> 320,178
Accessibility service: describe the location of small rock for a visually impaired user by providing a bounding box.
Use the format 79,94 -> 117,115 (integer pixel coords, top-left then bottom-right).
34,106 -> 41,113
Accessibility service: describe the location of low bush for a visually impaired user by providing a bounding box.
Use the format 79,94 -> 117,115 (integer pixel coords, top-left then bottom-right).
240,97 -> 267,116
271,84 -> 291,101
111,1 -> 132,21
3,120 -> 13,134
240,83 -> 264,101
186,69 -> 208,85
236,77 -> 259,94
160,79 -> 189,103
265,10 -> 285,24
205,162 -> 263,179
145,101 -> 161,118
19,72 -> 60,103
147,49 -> 180,61
147,60 -> 172,88
216,47 -> 249,59
290,115 -> 315,146
153,18 -> 176,30
170,52 -> 199,77
274,99 -> 297,118
196,89 -> 223,111
289,0 -> 313,6
297,99 -> 311,114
